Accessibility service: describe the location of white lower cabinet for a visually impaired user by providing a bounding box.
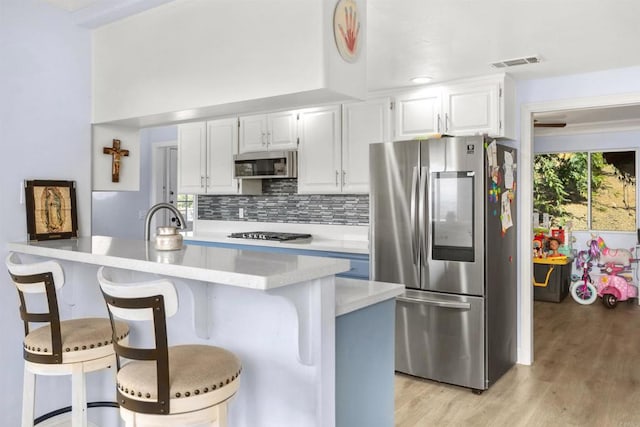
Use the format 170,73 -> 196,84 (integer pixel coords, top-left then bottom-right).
178,118 -> 260,195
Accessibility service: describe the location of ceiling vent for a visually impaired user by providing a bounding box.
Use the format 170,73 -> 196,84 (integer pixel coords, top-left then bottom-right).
491,56 -> 541,69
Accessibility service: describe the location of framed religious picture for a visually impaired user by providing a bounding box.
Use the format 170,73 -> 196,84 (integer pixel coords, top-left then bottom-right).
25,180 -> 78,241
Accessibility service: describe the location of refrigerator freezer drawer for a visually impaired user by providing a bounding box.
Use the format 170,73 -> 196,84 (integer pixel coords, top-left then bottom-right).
395,290 -> 485,390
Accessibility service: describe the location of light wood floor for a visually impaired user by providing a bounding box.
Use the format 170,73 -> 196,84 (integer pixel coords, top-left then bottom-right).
395,296 -> 640,426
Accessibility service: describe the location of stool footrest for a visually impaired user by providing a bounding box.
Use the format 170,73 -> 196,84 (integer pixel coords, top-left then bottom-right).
34,401 -> 119,426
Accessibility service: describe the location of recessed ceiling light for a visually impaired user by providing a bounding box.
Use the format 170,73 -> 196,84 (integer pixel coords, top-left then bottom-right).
410,76 -> 432,84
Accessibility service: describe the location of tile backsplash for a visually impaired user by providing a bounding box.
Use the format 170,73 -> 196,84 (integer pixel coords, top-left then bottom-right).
197,179 -> 369,225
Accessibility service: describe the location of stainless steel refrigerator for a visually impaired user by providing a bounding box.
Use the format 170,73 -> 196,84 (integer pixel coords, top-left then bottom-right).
370,136 -> 517,392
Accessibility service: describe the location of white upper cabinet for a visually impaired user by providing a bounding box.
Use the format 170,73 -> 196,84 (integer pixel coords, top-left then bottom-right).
297,105 -> 342,194
178,121 -> 207,194
239,111 -> 298,153
442,80 -> 499,136
342,98 -> 392,193
298,99 -> 391,194
267,111 -> 298,150
395,88 -> 441,139
206,118 -> 240,194
179,118 -> 260,195
238,114 -> 267,153
393,74 -> 514,139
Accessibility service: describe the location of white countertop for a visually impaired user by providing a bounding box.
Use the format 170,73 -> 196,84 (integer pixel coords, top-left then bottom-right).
184,231 -> 370,255
335,278 -> 404,316
7,236 -> 350,291
187,221 -> 370,255
9,235 -> 403,315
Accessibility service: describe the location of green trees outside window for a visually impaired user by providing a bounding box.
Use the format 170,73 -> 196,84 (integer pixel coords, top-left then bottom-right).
533,151 -> 636,231
176,194 -> 195,230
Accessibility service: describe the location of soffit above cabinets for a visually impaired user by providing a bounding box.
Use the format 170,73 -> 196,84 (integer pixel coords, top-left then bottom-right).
41,0 -> 640,134
44,0 -> 176,27
367,0 -> 640,90
45,0 -> 640,91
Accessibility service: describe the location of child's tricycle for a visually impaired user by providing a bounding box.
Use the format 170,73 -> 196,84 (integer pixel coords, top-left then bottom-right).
570,237 -> 638,308
596,269 -> 638,309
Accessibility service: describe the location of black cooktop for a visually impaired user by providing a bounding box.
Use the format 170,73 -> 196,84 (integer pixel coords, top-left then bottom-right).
228,231 -> 312,242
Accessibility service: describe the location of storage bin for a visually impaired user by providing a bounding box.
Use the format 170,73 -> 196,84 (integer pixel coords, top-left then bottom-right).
533,257 -> 572,302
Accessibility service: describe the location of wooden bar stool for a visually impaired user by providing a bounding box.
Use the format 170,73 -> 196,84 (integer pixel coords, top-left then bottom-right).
6,252 -> 130,427
97,267 -> 242,427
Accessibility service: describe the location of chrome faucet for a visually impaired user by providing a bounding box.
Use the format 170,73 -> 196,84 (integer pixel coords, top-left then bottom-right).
144,202 -> 187,241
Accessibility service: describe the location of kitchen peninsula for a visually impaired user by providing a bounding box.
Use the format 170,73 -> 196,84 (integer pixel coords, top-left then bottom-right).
8,236 -> 402,427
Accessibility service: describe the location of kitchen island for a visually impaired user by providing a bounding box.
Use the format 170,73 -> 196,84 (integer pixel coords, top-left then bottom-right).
8,236 -> 402,427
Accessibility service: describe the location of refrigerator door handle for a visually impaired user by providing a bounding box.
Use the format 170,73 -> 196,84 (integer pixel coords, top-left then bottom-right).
419,167 -> 428,265
397,296 -> 471,310
410,166 -> 419,265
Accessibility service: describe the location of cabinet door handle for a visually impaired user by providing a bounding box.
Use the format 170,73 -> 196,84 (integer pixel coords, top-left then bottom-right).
261,132 -> 266,146
342,170 -> 347,186
267,131 -> 271,146
335,170 -> 339,186
200,176 -> 205,188
445,113 -> 449,132
437,114 -> 441,133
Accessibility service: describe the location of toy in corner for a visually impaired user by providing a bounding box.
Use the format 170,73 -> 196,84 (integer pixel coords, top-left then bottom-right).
546,237 -> 563,258
569,235 -> 638,308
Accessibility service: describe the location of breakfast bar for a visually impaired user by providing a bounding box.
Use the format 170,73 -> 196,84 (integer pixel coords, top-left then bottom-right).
8,236 -> 402,427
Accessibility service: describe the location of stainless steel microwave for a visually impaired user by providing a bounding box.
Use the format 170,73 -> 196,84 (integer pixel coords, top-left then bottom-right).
233,150 -> 297,179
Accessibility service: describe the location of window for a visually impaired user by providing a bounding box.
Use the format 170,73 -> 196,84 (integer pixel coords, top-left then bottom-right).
533,151 -> 636,231
176,194 -> 195,231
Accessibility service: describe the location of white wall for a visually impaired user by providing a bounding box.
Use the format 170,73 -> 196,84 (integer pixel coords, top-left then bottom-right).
0,0 -> 92,424
92,124 -> 140,191
92,0 -> 366,124
517,66 -> 640,107
92,125 -> 177,239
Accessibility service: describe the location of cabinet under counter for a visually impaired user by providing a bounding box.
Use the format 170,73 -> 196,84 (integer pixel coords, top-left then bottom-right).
8,236 -> 400,427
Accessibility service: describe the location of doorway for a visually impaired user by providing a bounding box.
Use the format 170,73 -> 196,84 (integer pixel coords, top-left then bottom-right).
520,94 -> 640,365
151,142 -> 194,231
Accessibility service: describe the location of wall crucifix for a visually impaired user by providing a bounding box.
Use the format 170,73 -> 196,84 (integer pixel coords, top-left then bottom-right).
103,139 -> 129,182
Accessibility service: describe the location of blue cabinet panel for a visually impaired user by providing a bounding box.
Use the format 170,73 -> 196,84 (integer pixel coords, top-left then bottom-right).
185,240 -> 370,279
336,299 -> 395,426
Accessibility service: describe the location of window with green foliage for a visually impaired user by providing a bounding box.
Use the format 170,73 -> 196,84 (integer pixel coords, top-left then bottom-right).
533,151 -> 636,231
176,194 -> 195,230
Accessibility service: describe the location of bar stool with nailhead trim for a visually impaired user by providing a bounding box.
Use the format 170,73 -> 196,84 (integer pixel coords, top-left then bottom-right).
97,266 -> 242,427
6,252 -> 130,427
